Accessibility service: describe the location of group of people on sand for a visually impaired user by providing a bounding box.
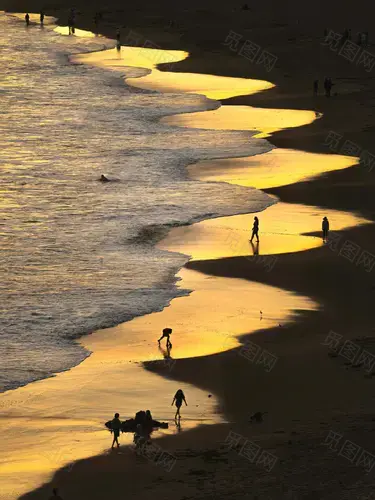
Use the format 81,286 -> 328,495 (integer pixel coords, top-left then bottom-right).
109,389 -> 187,449
25,11 -> 45,26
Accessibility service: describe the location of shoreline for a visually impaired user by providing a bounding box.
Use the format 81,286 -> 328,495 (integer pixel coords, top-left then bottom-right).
0,15 -> 290,499
2,6 -> 375,500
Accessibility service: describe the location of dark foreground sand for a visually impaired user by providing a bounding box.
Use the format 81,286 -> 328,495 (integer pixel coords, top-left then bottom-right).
2,0 -> 375,498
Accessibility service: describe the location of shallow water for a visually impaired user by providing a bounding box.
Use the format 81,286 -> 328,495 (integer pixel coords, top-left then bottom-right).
0,13 -> 273,392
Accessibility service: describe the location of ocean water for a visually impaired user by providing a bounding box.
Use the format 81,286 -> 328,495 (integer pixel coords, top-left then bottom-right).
0,13 -> 273,392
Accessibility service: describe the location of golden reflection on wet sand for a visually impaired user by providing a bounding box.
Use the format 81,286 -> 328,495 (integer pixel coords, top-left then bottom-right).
54,26 -> 96,38
161,105 -> 318,138
0,28 -> 359,500
73,48 -> 274,100
188,149 -> 359,190
0,268 -> 317,499
158,202 -> 371,260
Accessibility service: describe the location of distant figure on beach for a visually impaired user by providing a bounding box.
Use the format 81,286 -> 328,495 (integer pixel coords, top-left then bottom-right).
49,488 -> 63,500
348,28 -> 352,40
110,412 -> 122,449
40,10 -> 45,25
158,327 -> 172,348
25,13 -> 30,26
68,10 -> 75,35
116,28 -> 121,51
172,389 -> 187,420
94,12 -> 101,33
250,216 -> 259,243
324,77 -> 332,97
322,217 -> 329,241
313,79 -> 318,96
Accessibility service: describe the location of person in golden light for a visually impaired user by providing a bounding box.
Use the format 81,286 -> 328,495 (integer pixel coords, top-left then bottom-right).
322,216 -> 330,242
110,412 -> 122,449
250,216 -> 260,243
172,389 -> 187,420
158,327 -> 172,348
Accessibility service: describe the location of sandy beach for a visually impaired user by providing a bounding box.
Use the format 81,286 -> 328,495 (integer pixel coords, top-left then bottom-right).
1,2 -> 375,499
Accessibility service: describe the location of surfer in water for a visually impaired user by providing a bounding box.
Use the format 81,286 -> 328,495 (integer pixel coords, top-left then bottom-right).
99,174 -> 110,182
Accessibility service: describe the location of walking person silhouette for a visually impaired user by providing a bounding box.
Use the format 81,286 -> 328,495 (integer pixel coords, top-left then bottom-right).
110,412 -> 122,449
250,216 -> 259,243
172,389 -> 187,420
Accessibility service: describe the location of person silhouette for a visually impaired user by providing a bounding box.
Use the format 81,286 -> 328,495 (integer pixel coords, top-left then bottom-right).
116,28 -> 121,51
40,11 -> 45,25
172,389 -> 187,420
158,327 -> 172,348
49,488 -> 63,500
313,79 -> 318,96
322,217 -> 329,241
25,13 -> 30,26
110,412 -> 122,449
250,216 -> 259,243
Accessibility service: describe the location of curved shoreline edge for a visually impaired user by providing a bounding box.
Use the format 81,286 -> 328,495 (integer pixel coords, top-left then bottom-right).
1,12 -> 374,500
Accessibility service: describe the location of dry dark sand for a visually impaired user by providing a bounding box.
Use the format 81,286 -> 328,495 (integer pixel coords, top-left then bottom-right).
2,1 -> 375,499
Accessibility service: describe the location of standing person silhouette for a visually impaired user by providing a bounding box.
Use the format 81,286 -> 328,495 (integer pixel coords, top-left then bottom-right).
25,13 -> 30,26
158,327 -> 172,348
322,217 -> 329,242
116,28 -> 121,51
313,79 -> 318,96
250,216 -> 259,243
110,412 -> 122,449
40,10 -> 45,25
172,389 -> 187,420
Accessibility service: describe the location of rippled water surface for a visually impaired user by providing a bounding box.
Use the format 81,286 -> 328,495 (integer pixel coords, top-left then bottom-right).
0,13 -> 272,392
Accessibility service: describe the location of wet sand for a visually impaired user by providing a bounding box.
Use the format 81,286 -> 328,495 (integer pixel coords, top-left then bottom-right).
0,27 -> 320,500
1,7 -> 375,500
158,201 -> 371,259
187,148 -> 358,190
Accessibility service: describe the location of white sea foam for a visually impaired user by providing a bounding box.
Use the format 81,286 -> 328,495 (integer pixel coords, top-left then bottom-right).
0,13 -> 273,392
